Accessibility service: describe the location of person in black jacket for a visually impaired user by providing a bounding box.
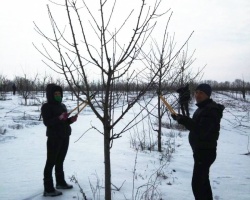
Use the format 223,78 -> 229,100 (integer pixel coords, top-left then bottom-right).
172,83 -> 224,200
12,83 -> 17,95
41,84 -> 78,197
176,84 -> 191,117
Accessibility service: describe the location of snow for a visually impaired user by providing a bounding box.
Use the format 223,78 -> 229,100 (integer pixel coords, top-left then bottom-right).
0,92 -> 249,200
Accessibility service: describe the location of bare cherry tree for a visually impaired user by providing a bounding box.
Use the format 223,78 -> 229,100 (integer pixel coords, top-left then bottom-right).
15,74 -> 38,106
33,0 -> 185,199
233,79 -> 247,100
140,12 -> 204,152
0,75 -> 11,100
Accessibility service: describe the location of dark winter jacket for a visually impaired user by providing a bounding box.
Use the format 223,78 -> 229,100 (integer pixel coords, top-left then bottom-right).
41,84 -> 72,137
179,99 -> 224,151
176,85 -> 191,103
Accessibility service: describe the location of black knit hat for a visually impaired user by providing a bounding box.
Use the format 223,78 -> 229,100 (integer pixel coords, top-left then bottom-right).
195,83 -> 212,97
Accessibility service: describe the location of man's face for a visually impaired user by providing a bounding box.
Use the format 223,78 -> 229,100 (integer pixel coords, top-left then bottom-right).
194,90 -> 209,103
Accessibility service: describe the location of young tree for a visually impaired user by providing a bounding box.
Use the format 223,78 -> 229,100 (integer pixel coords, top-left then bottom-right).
37,72 -> 51,97
0,75 -> 11,100
33,0 -> 187,199
141,12 -> 203,152
233,79 -> 246,100
140,13 -> 180,152
15,74 -> 38,106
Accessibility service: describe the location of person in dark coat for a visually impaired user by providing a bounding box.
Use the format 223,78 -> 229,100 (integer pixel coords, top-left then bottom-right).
172,83 -> 225,200
176,84 -> 191,117
12,83 -> 17,95
41,84 -> 78,197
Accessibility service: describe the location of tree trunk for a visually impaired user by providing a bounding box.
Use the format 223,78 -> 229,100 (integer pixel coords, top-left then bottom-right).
104,128 -> 111,200
157,95 -> 162,152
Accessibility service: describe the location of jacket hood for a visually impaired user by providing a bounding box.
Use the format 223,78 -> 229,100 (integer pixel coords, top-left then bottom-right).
197,99 -> 225,119
46,84 -> 63,104
215,103 -> 225,119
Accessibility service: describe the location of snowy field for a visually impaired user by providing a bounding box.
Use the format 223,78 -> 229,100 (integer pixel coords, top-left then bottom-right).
0,91 -> 249,200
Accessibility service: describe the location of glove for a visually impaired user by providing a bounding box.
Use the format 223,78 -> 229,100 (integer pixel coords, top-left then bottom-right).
69,115 -> 78,123
171,114 -> 178,121
58,112 -> 69,120
171,114 -> 188,124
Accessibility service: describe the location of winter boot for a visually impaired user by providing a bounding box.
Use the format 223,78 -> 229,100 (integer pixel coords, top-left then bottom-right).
43,189 -> 62,197
43,178 -> 63,197
55,172 -> 73,189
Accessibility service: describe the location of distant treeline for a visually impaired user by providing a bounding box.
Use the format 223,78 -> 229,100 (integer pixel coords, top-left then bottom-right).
1,75 -> 249,100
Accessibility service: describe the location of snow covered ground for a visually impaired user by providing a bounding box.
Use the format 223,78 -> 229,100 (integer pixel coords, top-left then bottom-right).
0,91 -> 249,200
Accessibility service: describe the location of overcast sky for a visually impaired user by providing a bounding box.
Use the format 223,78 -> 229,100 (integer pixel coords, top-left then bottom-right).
1,0 -> 250,82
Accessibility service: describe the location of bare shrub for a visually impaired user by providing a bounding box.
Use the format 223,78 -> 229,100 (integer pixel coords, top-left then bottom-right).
70,175 -> 87,200
89,172 -> 102,200
134,163 -> 167,200
130,130 -> 157,152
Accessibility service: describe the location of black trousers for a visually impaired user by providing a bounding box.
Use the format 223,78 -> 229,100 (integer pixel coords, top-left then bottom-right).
192,149 -> 216,200
44,136 -> 69,180
180,101 -> 189,117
